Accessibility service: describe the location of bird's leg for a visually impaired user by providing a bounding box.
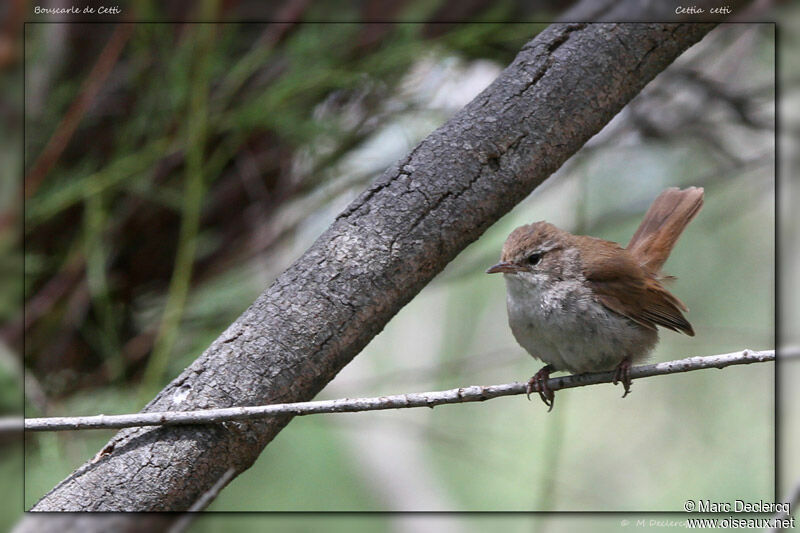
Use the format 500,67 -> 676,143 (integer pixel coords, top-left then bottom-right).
612,356 -> 633,398
526,364 -> 556,411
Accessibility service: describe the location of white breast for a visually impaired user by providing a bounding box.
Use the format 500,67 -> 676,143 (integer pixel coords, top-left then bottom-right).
504,275 -> 658,374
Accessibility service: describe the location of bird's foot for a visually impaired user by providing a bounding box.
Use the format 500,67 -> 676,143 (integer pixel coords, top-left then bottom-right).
612,357 -> 633,398
526,364 -> 556,411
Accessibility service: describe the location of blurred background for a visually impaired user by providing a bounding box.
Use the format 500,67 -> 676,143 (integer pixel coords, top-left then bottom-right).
0,0 -> 793,531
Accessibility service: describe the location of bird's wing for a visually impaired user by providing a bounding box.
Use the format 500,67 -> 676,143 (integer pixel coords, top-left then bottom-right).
581,239 -> 694,336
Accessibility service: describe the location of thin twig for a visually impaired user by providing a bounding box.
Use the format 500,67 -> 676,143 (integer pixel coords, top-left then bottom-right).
167,468 -> 237,533
7,349 -> 774,433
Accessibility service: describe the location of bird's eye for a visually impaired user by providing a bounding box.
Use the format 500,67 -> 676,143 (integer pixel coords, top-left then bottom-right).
527,252 -> 543,266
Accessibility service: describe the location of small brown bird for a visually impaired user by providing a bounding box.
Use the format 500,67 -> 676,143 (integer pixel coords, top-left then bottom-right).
487,187 -> 703,410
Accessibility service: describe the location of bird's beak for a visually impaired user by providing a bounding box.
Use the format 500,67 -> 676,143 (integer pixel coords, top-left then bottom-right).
486,261 -> 524,274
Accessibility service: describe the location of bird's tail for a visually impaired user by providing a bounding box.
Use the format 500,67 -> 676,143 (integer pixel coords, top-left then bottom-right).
626,187 -> 704,273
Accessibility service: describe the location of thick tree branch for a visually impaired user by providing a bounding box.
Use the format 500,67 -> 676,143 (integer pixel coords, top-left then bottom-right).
9,349 -> 774,433
26,23 -> 716,513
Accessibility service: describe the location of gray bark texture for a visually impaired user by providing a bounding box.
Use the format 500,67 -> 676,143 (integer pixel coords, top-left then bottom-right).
24,22 -> 714,516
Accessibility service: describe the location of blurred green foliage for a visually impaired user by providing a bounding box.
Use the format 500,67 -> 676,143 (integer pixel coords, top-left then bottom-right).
19,18 -> 536,403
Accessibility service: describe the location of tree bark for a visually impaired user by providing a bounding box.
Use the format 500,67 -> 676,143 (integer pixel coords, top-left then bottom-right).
25,22 -> 715,516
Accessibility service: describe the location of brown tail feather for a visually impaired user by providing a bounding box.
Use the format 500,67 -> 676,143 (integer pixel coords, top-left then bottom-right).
626,187 -> 704,273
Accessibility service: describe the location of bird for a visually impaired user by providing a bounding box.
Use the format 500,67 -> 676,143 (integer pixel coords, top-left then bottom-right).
486,187 -> 704,410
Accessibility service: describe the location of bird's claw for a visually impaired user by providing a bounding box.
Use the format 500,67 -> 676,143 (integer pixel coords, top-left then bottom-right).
526,365 -> 555,411
612,357 -> 633,398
